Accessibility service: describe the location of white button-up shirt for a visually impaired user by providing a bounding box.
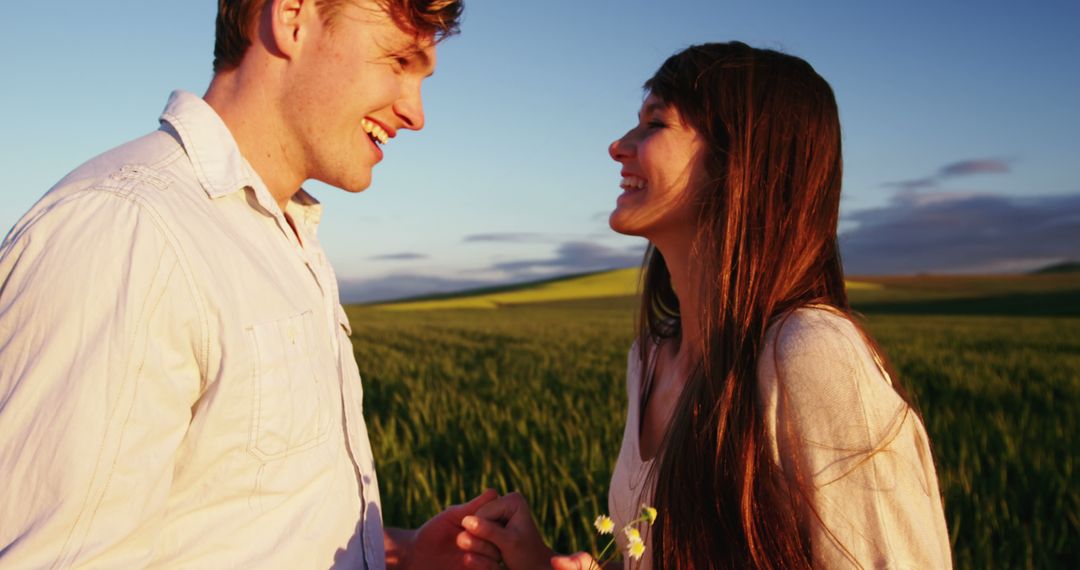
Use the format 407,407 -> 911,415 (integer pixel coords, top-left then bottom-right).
0,91 -> 384,569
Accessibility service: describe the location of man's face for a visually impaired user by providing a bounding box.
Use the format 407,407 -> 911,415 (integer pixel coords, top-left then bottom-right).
283,0 -> 437,193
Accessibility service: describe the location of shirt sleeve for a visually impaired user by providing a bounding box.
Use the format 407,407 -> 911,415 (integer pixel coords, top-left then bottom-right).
758,310 -> 952,569
0,189 -> 204,567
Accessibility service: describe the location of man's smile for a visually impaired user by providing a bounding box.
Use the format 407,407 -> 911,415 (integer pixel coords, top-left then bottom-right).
361,118 -> 390,145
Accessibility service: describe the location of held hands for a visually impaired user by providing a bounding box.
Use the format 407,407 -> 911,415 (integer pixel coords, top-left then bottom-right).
461,491 -> 557,570
386,489 -> 503,570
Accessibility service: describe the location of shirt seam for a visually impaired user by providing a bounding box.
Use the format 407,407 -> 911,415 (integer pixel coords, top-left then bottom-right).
45,189 -> 198,567
80,185 -> 210,386
58,240 -> 181,568
113,148 -> 212,383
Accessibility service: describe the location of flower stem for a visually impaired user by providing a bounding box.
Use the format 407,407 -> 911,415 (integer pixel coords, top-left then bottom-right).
593,537 -> 616,570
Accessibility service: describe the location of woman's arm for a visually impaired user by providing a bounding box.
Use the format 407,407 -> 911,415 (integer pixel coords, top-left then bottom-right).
760,309 -> 952,568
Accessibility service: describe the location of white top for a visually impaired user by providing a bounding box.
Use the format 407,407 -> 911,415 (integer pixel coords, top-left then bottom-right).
0,91 -> 383,568
608,307 -> 952,568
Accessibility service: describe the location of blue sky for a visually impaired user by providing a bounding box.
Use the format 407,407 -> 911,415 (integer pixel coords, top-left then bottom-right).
2,1 -> 1078,301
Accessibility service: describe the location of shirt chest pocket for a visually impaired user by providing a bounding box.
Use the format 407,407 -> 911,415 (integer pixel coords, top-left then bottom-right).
247,311 -> 331,461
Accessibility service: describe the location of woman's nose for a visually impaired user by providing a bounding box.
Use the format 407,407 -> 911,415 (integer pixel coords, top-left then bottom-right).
609,134 -> 631,161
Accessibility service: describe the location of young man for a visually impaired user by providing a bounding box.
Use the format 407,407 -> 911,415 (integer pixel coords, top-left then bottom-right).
0,1 -> 498,568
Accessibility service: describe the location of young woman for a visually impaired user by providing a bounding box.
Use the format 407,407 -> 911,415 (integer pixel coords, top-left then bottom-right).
460,42 -> 952,569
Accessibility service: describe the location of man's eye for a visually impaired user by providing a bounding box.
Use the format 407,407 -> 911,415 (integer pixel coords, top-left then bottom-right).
383,52 -> 410,71
647,121 -> 666,129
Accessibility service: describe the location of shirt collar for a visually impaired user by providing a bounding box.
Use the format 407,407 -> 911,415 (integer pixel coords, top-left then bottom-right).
159,90 -> 257,200
159,90 -> 323,225
287,189 -> 324,229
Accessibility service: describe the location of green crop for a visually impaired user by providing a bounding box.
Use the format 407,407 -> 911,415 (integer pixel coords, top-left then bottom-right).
347,276 -> 1080,569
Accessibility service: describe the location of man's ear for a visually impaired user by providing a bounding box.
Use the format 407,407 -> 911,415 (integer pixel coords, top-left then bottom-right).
265,0 -> 316,59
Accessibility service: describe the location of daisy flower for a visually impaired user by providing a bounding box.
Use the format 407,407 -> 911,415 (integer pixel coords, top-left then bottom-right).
594,515 -> 615,535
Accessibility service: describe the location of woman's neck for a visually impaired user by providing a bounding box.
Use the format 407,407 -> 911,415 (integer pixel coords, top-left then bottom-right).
656,241 -> 703,363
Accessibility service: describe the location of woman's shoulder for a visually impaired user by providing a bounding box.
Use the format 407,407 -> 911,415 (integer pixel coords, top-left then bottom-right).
759,308 -> 949,568
626,338 -> 642,372
765,305 -> 863,359
626,334 -> 666,365
625,338 -> 644,391
758,305 -> 902,429
763,305 -> 888,383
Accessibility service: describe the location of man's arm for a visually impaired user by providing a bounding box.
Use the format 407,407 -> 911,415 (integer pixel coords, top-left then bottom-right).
0,191 -> 204,567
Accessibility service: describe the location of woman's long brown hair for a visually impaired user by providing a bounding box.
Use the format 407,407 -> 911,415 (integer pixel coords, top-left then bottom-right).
639,42 -> 876,569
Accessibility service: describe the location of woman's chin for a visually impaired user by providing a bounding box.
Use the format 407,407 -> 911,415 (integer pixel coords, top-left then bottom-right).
608,211 -> 644,238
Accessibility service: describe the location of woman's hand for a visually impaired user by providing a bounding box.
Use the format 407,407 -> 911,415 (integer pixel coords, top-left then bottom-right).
461,491 -> 556,570
552,551 -> 608,570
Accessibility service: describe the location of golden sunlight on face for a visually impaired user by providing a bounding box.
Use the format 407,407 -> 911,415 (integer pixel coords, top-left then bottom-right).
283,0 -> 437,193
607,93 -> 706,248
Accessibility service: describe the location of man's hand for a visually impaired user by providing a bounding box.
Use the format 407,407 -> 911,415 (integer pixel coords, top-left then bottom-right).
385,489 -> 502,570
462,491 -> 556,570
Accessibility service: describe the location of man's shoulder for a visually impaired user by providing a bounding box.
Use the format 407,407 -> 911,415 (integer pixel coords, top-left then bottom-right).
52,129 -> 187,198
12,129 -> 204,238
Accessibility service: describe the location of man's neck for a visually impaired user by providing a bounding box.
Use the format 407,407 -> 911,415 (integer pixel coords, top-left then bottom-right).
204,69 -> 301,212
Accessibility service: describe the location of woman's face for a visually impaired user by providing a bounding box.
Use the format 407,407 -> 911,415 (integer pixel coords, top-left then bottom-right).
608,93 -> 707,249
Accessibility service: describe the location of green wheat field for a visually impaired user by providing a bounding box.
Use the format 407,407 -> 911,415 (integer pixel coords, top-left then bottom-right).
345,271 -> 1080,569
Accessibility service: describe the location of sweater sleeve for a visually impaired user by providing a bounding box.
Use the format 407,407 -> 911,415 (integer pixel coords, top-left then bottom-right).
757,309 -> 952,569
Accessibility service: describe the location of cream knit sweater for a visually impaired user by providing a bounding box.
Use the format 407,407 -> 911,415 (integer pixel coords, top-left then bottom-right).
608,307 -> 952,569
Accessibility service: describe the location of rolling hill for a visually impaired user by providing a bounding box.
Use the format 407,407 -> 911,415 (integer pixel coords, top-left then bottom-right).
371,268 -> 884,311
1032,260 -> 1080,274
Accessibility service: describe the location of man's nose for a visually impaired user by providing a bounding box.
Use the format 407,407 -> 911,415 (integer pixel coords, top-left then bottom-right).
394,89 -> 425,131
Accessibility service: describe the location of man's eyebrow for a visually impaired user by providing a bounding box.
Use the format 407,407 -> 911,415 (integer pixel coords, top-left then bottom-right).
393,43 -> 435,79
413,49 -> 435,78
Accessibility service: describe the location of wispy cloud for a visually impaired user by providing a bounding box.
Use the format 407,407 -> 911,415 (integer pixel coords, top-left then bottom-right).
883,177 -> 938,191
883,157 -> 1012,190
939,159 -> 1011,178
491,240 -> 645,276
463,232 -> 549,243
339,273 -> 495,303
347,239 -> 646,302
369,252 -> 428,261
840,191 -> 1080,274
